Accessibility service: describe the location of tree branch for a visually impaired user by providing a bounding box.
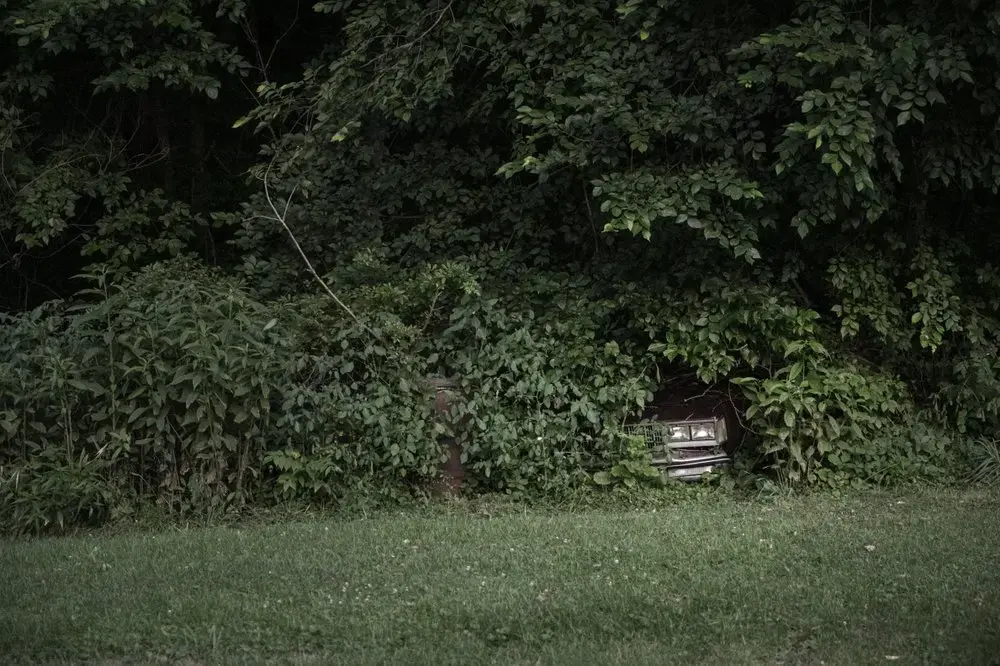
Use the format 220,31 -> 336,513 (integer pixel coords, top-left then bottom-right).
259,158 -> 367,330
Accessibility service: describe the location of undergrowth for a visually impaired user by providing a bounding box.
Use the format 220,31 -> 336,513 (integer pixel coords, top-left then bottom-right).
0,256 -> 984,537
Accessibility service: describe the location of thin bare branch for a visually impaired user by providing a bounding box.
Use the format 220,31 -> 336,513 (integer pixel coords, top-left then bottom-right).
259,157 -> 367,330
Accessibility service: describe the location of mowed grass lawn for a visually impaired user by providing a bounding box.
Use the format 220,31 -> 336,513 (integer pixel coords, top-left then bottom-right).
2,489 -> 999,665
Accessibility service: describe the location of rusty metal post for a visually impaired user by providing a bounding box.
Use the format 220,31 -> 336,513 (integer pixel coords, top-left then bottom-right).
428,377 -> 464,495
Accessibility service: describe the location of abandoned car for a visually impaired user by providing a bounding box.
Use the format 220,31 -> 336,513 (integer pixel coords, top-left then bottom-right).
625,388 -> 741,480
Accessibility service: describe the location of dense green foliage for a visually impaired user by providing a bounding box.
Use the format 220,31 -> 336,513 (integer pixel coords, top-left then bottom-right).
2,0 -> 999,532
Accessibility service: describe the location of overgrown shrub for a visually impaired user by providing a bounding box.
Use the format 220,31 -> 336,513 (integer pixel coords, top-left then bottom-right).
968,438 -> 1000,487
432,284 -> 656,493
0,259 -> 463,534
0,449 -> 122,535
735,361 -> 953,485
261,298 -> 443,503
0,260 -> 285,532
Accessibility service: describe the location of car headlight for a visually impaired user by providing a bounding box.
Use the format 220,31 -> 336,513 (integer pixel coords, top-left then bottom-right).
690,422 -> 716,440
668,425 -> 691,442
